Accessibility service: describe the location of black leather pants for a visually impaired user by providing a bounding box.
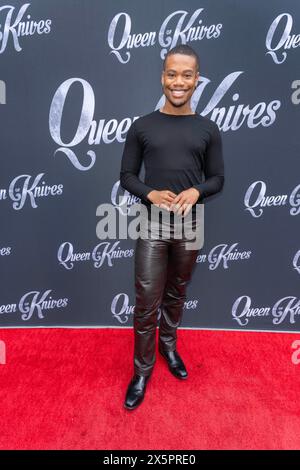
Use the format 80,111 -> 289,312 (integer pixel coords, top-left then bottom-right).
133,224 -> 200,377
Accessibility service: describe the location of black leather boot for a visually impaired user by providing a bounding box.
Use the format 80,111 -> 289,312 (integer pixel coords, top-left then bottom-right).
124,374 -> 151,410
159,346 -> 188,379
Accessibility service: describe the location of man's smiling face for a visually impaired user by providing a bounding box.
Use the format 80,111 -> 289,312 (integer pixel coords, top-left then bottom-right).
161,53 -> 200,109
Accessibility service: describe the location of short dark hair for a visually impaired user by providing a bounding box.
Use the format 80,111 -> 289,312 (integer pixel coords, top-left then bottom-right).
163,44 -> 200,73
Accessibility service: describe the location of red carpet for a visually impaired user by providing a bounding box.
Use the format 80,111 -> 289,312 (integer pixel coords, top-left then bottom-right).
0,328 -> 300,450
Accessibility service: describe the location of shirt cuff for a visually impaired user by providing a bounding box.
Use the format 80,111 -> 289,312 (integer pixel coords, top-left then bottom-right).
139,187 -> 155,203
191,184 -> 205,202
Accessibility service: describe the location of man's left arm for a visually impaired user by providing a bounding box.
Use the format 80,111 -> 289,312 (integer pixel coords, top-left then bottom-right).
191,122 -> 225,202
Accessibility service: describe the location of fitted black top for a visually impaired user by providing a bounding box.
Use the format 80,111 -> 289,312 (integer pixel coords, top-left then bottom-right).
120,109 -> 225,220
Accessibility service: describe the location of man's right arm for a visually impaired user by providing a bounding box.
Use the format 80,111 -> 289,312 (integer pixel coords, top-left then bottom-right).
119,120 -> 155,203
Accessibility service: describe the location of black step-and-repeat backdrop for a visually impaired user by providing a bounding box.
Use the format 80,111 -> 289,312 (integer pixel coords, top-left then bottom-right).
0,0 -> 299,330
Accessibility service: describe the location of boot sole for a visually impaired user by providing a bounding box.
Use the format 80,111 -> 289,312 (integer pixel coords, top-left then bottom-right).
124,397 -> 144,410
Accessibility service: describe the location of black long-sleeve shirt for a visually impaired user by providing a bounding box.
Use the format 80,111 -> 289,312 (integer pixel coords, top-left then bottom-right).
120,109 -> 224,220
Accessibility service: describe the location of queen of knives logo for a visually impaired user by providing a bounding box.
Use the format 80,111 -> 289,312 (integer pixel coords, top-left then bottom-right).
49,74 -> 280,170
108,8 -> 222,64
0,3 -> 52,54
266,13 -> 300,64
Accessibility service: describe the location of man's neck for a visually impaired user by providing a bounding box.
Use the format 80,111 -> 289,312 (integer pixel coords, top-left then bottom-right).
160,104 -> 195,115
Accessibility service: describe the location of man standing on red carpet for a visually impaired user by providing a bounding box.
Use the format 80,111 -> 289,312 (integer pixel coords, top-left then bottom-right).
120,44 -> 225,410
